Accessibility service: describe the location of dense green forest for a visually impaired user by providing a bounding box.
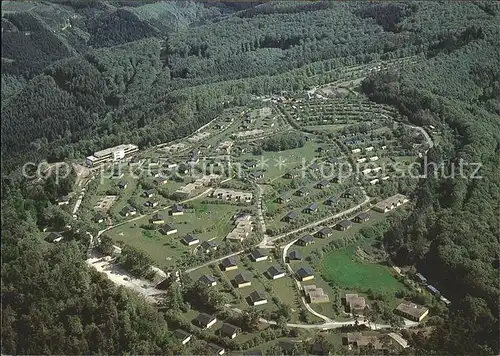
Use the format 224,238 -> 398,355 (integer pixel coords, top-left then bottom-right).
2,1 -> 499,355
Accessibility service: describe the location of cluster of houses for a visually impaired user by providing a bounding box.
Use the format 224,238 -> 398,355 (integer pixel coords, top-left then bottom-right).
212,189 -> 253,203
226,213 -> 254,242
373,194 -> 409,213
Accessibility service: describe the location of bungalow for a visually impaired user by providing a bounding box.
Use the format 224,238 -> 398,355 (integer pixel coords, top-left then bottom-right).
287,250 -> 303,261
309,162 -> 319,171
250,170 -> 264,179
284,171 -> 300,179
57,195 -> 70,205
282,211 -> 298,223
170,204 -> 184,216
182,234 -> 200,246
296,267 -> 314,281
304,202 -> 319,214
149,213 -> 165,225
344,294 -> 366,314
207,343 -> 225,355
303,285 -> 330,304
233,272 -> 252,288
351,148 -> 362,154
316,226 -> 333,238
357,157 -> 367,164
369,179 -> 379,185
343,332 -> 381,350
324,196 -> 339,206
342,191 -> 356,198
194,313 -> 217,329
154,176 -> 169,185
118,181 -> 128,189
198,274 -> 217,287
326,157 -> 338,165
200,240 -> 218,253
160,224 -> 177,235
395,301 -> 429,322
266,266 -> 286,280
94,213 -> 105,224
250,248 -> 268,262
354,212 -> 370,223
45,232 -> 64,243
163,161 -> 178,169
336,220 -> 353,231
276,195 -> 291,204
247,290 -> 268,306
219,323 -> 240,339
244,161 -> 258,169
120,205 -> 137,217
145,200 -> 159,208
295,187 -> 309,197
365,146 -> 374,152
369,156 -> 379,162
296,234 -> 314,246
373,194 -> 409,213
315,180 -> 330,189
112,168 -> 124,178
220,256 -> 238,271
174,329 -> 192,345
143,189 -> 155,198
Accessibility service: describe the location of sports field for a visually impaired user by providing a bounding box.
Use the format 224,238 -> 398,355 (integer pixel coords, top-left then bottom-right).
321,245 -> 404,296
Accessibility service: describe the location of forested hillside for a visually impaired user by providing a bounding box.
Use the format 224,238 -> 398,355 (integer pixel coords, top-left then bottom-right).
1,1 -> 499,355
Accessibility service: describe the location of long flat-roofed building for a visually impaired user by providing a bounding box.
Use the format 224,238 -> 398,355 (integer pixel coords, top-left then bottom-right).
86,144 -> 138,167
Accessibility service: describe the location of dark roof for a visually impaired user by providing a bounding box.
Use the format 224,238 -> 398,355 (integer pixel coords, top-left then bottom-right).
144,189 -> 155,195
207,343 -> 225,353
278,194 -> 289,201
94,213 -> 105,220
338,220 -> 353,228
357,212 -> 370,220
174,329 -> 191,340
325,196 -> 339,204
183,234 -> 198,243
220,323 -> 240,336
248,290 -> 267,303
266,265 -> 285,277
234,272 -> 251,285
171,204 -> 184,212
427,285 -> 440,294
285,211 -> 298,218
195,313 -> 216,326
221,256 -> 237,267
251,248 -> 267,259
317,179 -> 330,186
298,234 -> 314,244
296,267 -> 314,278
58,195 -> 69,202
161,224 -> 175,231
151,213 -> 164,221
118,180 -> 128,187
327,157 -> 338,164
199,275 -> 216,285
309,162 -> 319,170
297,187 -> 308,193
318,226 -> 333,235
306,202 -> 319,211
415,273 -> 427,282
201,240 -> 218,249
288,250 -> 303,260
244,351 -> 263,356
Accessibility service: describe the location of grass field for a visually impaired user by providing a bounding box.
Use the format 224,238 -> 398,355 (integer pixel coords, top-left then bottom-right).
321,245 -> 405,296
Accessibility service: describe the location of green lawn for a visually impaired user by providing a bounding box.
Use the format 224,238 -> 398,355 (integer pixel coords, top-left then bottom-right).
321,245 -> 405,296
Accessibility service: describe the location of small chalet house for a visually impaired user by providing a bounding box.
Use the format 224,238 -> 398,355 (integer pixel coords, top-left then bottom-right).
336,220 -> 353,231
219,323 -> 240,339
207,343 -> 225,356
94,213 -> 105,224
154,176 -> 169,185
220,256 -> 238,271
143,189 -> 155,198
309,162 -> 319,171
284,171 -> 300,179
182,234 -> 199,246
174,329 -> 192,345
250,248 -> 268,262
118,181 -> 128,189
266,266 -> 286,280
244,160 -> 258,169
304,202 -> 319,214
395,302 -> 429,322
287,250 -> 303,262
57,195 -> 70,206
315,180 -> 330,189
149,213 -> 165,225
354,212 -> 370,223
316,226 -> 333,238
160,224 -> 177,235
200,241 -> 218,254
296,267 -> 315,281
170,204 -> 184,216
295,187 -> 309,197
194,313 -> 217,329
344,294 -> 366,314
250,170 -> 264,180
296,234 -> 314,246
145,200 -> 159,208
326,157 -> 338,165
198,274 -> 217,287
324,196 -> 339,206
247,290 -> 268,306
233,272 -> 252,288
282,211 -> 298,223
120,205 -> 137,217
276,195 -> 291,204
